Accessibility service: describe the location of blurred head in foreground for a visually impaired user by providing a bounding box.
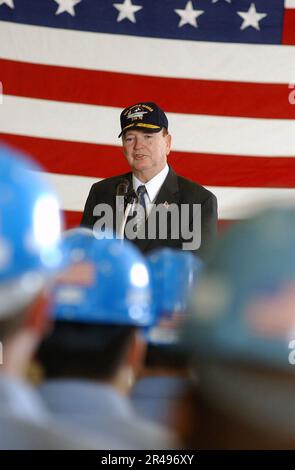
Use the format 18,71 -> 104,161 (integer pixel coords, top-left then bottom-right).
38,230 -> 153,394
0,144 -> 63,378
144,248 -> 203,371
131,248 -> 203,428
179,208 -> 295,449
37,232 -> 179,450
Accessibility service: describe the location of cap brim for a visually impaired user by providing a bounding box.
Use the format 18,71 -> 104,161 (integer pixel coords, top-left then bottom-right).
118,124 -> 163,138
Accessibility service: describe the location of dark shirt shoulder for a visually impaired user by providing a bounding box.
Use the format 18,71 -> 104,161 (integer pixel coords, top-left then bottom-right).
176,174 -> 216,204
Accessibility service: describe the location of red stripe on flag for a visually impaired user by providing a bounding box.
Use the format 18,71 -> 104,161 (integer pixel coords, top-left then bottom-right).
0,133 -> 129,177
282,9 -> 295,45
1,58 -> 295,119
63,210 -> 82,229
2,133 -> 295,188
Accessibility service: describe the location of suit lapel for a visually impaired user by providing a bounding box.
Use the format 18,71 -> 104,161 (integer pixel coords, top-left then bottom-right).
153,166 -> 179,206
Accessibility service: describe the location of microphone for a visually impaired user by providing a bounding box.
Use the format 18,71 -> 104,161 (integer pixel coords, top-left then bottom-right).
116,179 -> 130,197
116,181 -> 138,240
116,180 -> 138,204
126,189 -> 138,204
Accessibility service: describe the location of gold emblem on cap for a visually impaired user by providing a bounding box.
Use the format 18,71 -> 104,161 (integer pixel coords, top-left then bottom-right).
163,201 -> 170,209
127,108 -> 148,121
125,104 -> 154,122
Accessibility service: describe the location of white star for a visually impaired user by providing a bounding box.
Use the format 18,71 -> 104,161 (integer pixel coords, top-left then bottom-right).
237,2 -> 267,31
54,0 -> 81,17
0,0 -> 14,8
113,0 -> 142,23
174,1 -> 204,28
212,0 -> 231,3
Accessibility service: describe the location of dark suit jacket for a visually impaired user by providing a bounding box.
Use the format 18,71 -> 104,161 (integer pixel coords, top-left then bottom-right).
81,167 -> 217,258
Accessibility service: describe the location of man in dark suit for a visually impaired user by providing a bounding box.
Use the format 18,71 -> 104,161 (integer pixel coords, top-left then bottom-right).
81,102 -> 217,257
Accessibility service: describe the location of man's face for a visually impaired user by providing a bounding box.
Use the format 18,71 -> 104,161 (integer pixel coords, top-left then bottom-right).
122,129 -> 171,180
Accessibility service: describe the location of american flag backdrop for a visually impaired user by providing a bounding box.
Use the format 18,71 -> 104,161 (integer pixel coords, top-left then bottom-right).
1,0 -> 295,229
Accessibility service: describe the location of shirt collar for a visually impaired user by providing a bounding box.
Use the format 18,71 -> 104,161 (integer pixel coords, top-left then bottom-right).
0,375 -> 49,424
39,379 -> 134,419
132,164 -> 169,203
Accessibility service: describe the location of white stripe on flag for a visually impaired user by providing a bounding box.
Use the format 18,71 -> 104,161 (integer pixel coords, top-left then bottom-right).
2,95 -> 295,156
46,173 -> 101,213
0,21 -> 295,83
285,0 -> 295,8
45,172 -> 295,220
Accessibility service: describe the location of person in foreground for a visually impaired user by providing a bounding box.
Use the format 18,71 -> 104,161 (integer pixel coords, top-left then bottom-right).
131,247 -> 203,429
0,145 -> 97,449
178,208 -> 295,449
37,230 -> 178,450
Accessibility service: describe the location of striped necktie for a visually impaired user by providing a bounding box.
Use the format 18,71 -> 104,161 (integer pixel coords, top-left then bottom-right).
137,185 -> 147,217
134,185 -> 147,232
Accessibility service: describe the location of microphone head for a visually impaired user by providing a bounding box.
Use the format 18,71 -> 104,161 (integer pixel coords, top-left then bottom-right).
127,189 -> 138,204
116,179 -> 130,196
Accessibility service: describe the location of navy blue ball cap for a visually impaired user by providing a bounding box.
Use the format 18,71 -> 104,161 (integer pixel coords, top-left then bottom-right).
118,102 -> 168,138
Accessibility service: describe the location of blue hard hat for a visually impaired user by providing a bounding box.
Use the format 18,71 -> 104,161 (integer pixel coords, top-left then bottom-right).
146,248 -> 203,345
182,208 -> 295,370
52,234 -> 154,327
61,227 -> 95,265
0,145 -> 63,314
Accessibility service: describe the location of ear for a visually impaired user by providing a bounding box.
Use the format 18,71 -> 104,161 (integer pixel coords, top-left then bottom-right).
24,290 -> 52,338
165,133 -> 172,156
124,331 -> 146,373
